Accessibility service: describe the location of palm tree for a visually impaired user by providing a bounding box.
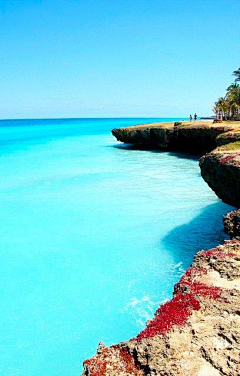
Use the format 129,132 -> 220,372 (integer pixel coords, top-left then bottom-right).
213,68 -> 240,120
214,97 -> 229,120
226,82 -> 240,118
233,68 -> 240,82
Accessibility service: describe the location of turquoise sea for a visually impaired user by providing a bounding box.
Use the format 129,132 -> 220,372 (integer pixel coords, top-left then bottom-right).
0,118 -> 233,375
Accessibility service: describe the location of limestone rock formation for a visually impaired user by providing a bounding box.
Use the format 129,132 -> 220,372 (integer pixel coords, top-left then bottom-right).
82,240 -> 240,376
200,144 -> 240,207
112,124 -> 229,152
216,131 -> 240,146
224,209 -> 240,239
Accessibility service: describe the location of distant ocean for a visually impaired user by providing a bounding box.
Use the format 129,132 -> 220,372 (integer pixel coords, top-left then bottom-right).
0,118 -> 232,375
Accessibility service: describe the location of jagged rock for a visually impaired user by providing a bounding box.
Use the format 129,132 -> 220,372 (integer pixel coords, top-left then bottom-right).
200,144 -> 240,207
224,209 -> 240,239
97,342 -> 107,354
82,241 -> 240,376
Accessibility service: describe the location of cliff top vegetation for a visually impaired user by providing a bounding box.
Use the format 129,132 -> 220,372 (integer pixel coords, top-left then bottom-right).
216,141 -> 240,152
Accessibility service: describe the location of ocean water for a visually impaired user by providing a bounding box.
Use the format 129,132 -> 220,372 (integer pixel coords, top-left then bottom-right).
0,118 -> 233,375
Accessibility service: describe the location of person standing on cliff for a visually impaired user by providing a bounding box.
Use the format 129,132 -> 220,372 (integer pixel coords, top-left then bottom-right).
194,113 -> 197,121
190,114 -> 192,121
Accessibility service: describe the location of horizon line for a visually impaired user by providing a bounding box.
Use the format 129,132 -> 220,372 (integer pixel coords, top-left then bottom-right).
0,116 -> 190,122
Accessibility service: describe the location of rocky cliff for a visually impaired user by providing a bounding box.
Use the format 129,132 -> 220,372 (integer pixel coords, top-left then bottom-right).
216,131 -> 240,146
200,143 -> 240,207
112,123 -> 231,152
224,209 -> 240,239
113,121 -> 240,208
82,121 -> 240,376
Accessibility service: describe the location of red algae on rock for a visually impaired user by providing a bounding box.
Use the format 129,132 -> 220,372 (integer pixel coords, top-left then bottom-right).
178,266 -> 207,282
188,282 -> 223,299
114,347 -> 142,374
175,265 -> 224,299
83,346 -> 142,376
136,265 -> 225,342
82,241 -> 240,376
220,154 -> 238,164
136,293 -> 200,341
203,246 -> 235,259
83,356 -> 107,376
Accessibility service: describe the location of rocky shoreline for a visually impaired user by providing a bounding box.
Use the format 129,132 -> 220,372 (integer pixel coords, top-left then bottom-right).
112,122 -> 231,152
82,121 -> 240,376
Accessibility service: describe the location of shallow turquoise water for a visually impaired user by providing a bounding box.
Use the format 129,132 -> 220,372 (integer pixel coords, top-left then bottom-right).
0,118 -> 233,375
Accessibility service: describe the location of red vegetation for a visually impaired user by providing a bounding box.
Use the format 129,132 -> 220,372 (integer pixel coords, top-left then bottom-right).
225,238 -> 240,245
136,293 -> 200,341
118,347 -> 142,374
188,282 -> 222,299
83,242 -> 238,368
220,154 -> 238,164
136,259 -> 227,341
84,356 -> 107,376
176,264 -> 223,300
204,247 -> 235,259
179,266 -> 206,282
83,346 -> 141,376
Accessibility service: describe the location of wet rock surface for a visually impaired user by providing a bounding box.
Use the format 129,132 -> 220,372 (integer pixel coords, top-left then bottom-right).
82,241 -> 240,376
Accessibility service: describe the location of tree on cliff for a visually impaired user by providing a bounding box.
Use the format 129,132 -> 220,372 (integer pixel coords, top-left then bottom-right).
226,83 -> 240,116
213,68 -> 240,119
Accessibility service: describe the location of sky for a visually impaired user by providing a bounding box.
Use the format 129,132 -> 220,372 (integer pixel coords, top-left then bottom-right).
0,0 -> 239,119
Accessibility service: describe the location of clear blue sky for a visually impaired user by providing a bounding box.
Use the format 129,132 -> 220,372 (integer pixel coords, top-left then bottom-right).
0,0 -> 239,119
